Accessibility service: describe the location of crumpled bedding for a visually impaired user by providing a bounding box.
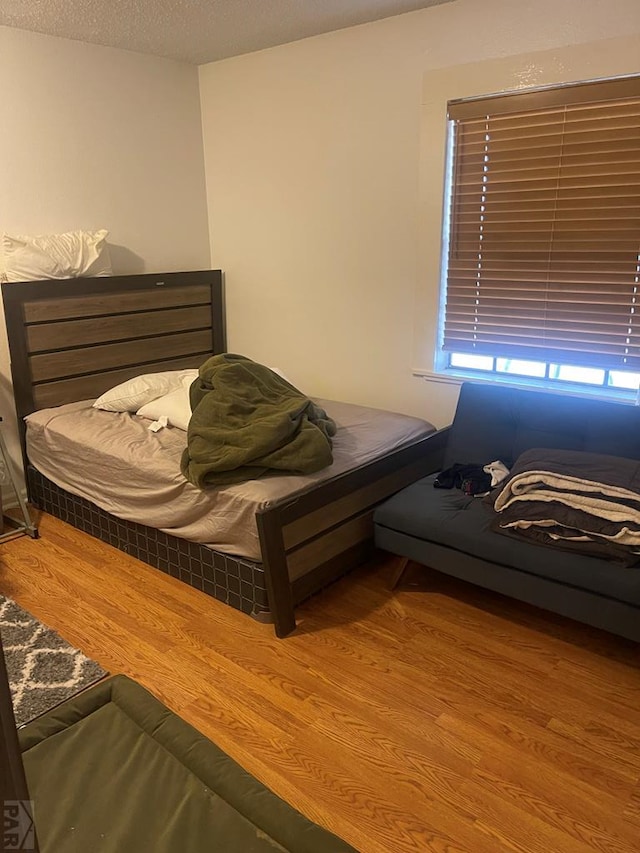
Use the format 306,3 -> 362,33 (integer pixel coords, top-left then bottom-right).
491,447 -> 640,566
181,354 -> 337,488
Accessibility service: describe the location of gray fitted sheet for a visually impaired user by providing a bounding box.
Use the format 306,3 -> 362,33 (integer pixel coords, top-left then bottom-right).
26,399 -> 434,561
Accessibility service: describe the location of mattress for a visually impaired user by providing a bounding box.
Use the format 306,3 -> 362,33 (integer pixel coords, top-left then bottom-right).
26,399 -> 435,561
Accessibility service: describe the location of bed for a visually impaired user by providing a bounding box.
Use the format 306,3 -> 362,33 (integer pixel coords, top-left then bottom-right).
2,270 -> 445,636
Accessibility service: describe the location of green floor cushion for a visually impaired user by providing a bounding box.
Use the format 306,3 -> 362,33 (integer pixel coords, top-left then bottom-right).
19,675 -> 357,853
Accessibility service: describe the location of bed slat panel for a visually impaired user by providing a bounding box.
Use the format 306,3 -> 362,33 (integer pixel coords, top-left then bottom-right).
23,283 -> 212,323
282,459 -> 436,550
286,512 -> 374,581
27,306 -> 212,353
291,541 -> 373,606
33,355 -> 208,409
29,330 -> 212,383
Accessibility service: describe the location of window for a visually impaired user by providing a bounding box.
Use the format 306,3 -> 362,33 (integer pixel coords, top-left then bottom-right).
440,75 -> 640,396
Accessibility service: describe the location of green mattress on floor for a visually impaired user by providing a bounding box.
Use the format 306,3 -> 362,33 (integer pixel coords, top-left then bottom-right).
19,675 -> 357,853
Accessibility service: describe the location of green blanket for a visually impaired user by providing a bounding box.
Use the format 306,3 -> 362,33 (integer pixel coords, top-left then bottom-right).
20,675 -> 358,853
181,354 -> 337,488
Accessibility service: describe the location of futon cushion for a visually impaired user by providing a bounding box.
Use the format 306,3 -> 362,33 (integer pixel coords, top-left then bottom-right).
374,474 -> 640,606
442,383 -> 640,471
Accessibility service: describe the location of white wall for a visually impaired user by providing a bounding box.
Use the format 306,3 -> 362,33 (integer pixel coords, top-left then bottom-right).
0,26 -> 211,490
199,0 -> 640,428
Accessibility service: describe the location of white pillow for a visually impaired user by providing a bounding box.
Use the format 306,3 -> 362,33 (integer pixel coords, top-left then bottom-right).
136,382 -> 192,431
0,229 -> 112,282
93,369 -> 198,413
270,367 -> 293,384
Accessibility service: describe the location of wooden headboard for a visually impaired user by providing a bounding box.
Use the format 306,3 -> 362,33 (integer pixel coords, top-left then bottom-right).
2,269 -> 225,450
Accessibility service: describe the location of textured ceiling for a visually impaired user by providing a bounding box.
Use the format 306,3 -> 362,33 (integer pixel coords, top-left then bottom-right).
0,0 -> 455,65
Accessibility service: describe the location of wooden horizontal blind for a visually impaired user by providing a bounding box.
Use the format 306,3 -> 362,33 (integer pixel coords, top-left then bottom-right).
443,76 -> 640,369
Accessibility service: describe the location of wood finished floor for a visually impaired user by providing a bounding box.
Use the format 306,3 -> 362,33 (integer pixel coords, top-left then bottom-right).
1,511 -> 639,853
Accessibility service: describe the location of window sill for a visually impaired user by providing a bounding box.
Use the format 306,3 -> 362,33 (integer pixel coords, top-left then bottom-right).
413,367 -> 640,406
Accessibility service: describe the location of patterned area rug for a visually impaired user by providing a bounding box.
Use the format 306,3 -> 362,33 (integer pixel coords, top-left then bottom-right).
0,595 -> 107,726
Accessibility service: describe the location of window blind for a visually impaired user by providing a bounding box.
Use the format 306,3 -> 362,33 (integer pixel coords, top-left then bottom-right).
443,76 -> 640,369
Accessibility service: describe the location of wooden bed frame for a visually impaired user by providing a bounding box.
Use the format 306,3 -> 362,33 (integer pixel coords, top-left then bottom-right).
2,270 -> 447,637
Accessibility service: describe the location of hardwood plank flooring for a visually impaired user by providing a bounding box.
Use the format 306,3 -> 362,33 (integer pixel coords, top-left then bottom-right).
1,512 -> 639,852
